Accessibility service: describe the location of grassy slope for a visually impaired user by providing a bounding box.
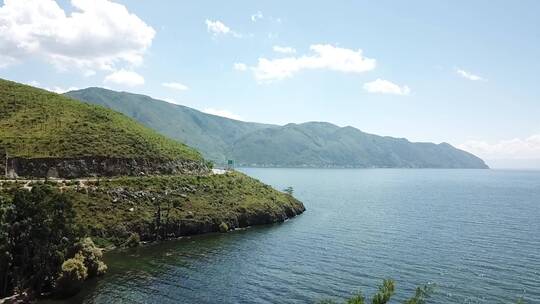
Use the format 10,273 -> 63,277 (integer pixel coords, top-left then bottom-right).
0,172 -> 305,245
77,172 -> 303,240
0,79 -> 201,161
65,88 -> 274,163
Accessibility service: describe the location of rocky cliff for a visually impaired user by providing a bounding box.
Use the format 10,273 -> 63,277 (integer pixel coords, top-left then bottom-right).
4,156 -> 209,178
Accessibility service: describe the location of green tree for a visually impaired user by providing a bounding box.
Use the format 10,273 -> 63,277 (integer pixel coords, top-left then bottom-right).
0,197 -> 14,297
319,280 -> 431,304
372,279 -> 395,304
283,186 -> 294,195
70,238 -> 107,277
55,253 -> 88,297
0,185 -> 79,297
403,284 -> 434,304
320,281 -> 526,304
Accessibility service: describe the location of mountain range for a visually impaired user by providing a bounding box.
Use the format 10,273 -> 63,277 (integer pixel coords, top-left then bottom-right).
66,88 -> 488,169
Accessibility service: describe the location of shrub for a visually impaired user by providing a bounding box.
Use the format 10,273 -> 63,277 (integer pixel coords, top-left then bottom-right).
72,237 -> 107,277
55,253 -> 88,297
219,222 -> 229,233
283,186 -> 294,195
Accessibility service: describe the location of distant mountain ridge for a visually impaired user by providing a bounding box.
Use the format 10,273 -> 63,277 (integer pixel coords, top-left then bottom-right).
66,87 -> 273,163
66,88 -> 488,169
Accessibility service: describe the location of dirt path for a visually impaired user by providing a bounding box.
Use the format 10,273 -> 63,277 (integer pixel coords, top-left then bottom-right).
1,170 -> 229,191
0,178 -> 99,191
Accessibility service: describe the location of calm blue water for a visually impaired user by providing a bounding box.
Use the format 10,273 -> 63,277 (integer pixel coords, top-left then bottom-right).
52,169 -> 540,303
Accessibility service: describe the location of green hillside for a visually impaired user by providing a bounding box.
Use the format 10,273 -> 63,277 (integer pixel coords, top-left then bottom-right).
0,79 -> 201,161
66,87 -> 273,163
0,79 -> 306,300
232,122 -> 488,168
67,88 -> 488,169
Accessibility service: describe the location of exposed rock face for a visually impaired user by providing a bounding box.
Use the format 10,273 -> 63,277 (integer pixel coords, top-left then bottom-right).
112,201 -> 306,242
6,157 -> 210,178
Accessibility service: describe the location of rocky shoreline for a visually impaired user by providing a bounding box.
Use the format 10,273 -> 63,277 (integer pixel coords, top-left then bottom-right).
1,172 -> 304,247
77,176 -> 306,244
120,200 -> 305,242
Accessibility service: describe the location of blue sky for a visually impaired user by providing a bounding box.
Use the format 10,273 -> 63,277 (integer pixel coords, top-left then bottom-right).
1,0 -> 539,167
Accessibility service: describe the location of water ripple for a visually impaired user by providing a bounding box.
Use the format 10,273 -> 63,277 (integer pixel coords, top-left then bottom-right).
49,169 -> 540,304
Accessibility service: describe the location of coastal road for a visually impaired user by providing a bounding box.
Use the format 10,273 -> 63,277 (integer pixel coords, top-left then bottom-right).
0,169 -> 229,190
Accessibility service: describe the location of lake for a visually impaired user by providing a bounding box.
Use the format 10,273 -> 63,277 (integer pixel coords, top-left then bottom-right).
50,169 -> 540,303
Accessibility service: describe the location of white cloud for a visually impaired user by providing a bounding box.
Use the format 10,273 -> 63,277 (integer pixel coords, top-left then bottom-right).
363,79 -> 411,96
234,63 -> 248,71
203,108 -> 243,120
458,135 -> 540,160
162,82 -> 189,91
456,68 -> 486,81
47,86 -> 80,94
104,70 -> 144,86
0,0 -> 155,74
251,11 -> 263,22
205,19 -> 230,35
273,46 -> 296,54
205,19 -> 241,38
25,80 -> 78,93
252,44 -> 376,82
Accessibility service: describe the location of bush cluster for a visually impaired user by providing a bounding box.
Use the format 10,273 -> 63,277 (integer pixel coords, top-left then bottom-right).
0,185 -> 107,299
320,279 -> 433,304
